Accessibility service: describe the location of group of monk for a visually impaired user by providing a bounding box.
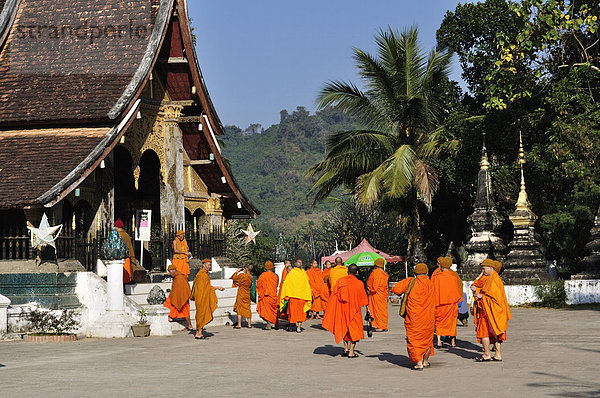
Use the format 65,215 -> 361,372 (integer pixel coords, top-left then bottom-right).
161,229 -> 511,369
390,256 -> 511,369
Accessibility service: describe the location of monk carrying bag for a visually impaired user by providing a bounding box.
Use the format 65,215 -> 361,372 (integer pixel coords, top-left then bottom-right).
365,312 -> 374,338
399,277 -> 417,318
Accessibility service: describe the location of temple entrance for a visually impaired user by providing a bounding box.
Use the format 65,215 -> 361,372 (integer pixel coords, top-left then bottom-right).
137,150 -> 162,233
113,145 -> 136,229
185,208 -> 207,234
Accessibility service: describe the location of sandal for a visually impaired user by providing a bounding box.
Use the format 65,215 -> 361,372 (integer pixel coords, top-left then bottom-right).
341,351 -> 349,357
194,335 -> 205,340
423,362 -> 430,368
348,353 -> 359,358
492,357 -> 503,362
412,366 -> 424,371
233,325 -> 241,329
475,356 -> 492,362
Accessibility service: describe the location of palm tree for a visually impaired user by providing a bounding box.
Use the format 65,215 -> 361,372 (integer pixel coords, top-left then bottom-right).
308,26 -> 454,265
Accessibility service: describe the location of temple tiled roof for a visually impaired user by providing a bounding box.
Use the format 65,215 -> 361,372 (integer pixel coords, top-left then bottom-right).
0,127 -> 110,207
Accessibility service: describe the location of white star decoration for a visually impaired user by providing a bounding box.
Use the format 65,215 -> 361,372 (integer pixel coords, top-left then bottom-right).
242,223 -> 260,245
27,213 -> 63,251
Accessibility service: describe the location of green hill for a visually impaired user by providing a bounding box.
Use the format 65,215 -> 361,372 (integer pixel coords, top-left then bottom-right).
221,106 -> 357,233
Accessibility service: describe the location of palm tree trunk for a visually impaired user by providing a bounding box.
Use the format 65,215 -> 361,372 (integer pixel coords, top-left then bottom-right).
407,201 -> 426,266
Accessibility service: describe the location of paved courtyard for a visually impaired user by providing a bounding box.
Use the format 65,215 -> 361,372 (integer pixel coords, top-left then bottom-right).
1,306 -> 599,397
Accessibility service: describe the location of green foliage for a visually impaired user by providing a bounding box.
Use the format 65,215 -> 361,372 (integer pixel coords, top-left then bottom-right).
533,280 -> 567,308
309,26 -> 458,264
27,309 -> 80,335
221,106 -> 358,233
225,220 -> 251,267
486,0 -> 599,109
137,309 -> 148,325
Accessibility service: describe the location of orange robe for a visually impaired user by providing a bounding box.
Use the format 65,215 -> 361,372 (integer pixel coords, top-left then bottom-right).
322,274 -> 368,343
117,230 -> 136,283
321,269 -> 330,309
288,298 -> 307,323
278,268 -> 289,320
280,268 -> 312,323
172,238 -> 190,277
256,271 -> 279,324
164,272 -> 191,318
392,276 -> 435,364
471,275 -> 487,340
367,267 -> 389,330
432,270 -> 463,337
190,268 -> 218,329
476,271 -> 511,343
322,268 -> 331,292
231,271 -> 253,318
329,265 -> 348,290
307,267 -> 326,312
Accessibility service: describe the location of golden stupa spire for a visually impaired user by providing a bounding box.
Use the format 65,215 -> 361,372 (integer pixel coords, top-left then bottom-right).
480,132 -> 489,170
515,130 -> 530,210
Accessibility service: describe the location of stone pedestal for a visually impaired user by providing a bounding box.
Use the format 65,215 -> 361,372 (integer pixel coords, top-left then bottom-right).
146,305 -> 171,336
503,223 -> 550,284
574,205 -> 600,279
0,294 -> 10,338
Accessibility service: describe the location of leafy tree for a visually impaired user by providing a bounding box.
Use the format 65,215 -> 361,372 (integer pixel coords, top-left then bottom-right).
487,0 -> 599,109
437,0 -> 521,94
308,27 -> 456,264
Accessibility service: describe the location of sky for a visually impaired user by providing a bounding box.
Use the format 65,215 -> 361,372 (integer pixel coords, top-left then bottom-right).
188,0 -> 468,130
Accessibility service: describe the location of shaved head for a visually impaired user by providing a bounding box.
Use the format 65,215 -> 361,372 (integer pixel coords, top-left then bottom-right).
348,264 -> 359,275
335,257 -> 343,265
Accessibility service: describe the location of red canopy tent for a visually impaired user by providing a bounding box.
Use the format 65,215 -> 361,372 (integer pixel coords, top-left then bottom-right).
320,238 -> 405,265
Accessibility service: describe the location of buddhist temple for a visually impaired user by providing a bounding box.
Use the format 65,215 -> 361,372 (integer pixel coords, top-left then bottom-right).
0,0 -> 258,273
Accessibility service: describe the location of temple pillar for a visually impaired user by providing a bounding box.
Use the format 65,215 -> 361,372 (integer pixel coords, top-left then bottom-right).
160,105 -> 185,228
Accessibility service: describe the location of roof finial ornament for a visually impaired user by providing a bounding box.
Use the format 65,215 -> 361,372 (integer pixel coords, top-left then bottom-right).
480,132 -> 489,170
516,130 -> 530,210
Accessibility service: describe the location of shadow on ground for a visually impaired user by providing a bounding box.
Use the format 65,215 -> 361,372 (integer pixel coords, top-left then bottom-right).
366,352 -> 412,368
527,372 -> 600,397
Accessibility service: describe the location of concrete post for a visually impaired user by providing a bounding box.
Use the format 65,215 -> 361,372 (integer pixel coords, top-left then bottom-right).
106,260 -> 125,312
0,294 -> 10,338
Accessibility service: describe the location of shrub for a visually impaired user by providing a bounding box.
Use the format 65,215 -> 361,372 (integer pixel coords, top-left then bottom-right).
533,280 -> 567,308
27,308 -> 80,335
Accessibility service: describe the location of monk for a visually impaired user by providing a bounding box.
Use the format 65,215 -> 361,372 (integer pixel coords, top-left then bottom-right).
256,261 -> 279,330
391,263 -> 435,370
190,258 -> 225,339
172,230 -> 191,278
277,260 -> 293,324
471,259 -> 511,361
307,259 -> 325,319
231,264 -> 254,328
432,256 -> 463,348
279,259 -> 312,333
114,219 -> 136,284
321,260 -> 331,309
367,258 -> 389,332
322,264 -> 369,358
163,264 -> 193,330
329,256 -> 348,290
323,260 -> 332,292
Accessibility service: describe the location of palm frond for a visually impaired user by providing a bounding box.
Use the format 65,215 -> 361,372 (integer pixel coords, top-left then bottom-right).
414,160 -> 439,212
316,81 -> 387,130
382,144 -> 416,198
355,163 -> 386,206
